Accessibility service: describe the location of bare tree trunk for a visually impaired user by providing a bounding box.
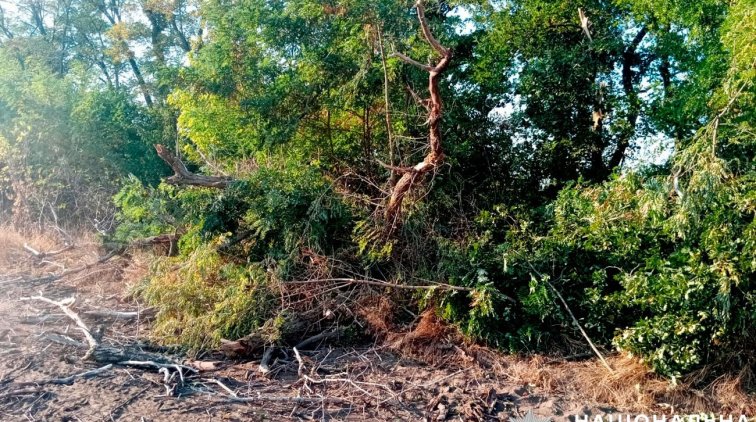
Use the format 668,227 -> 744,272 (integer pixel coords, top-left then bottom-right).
384,1 -> 451,229
608,26 -> 647,170
170,16 -> 191,53
128,56 -> 153,107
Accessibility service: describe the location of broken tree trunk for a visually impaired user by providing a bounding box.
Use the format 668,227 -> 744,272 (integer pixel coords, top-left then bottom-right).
384,1 -> 451,229
155,144 -> 233,188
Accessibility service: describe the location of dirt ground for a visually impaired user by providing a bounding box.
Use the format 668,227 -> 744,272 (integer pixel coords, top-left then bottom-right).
1,229 -> 753,421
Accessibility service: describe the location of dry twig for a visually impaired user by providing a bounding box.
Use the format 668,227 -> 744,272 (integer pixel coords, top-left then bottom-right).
20,295 -> 99,360
13,364 -> 113,386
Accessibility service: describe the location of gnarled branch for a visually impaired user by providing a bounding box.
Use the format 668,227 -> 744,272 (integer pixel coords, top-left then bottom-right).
384,0 -> 451,229
155,144 -> 233,188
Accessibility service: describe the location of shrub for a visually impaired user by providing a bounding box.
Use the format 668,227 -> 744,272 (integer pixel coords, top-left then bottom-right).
118,164 -> 355,348
139,239 -> 277,350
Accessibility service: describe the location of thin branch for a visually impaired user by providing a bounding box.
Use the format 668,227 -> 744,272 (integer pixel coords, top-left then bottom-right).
23,243 -> 74,258
546,281 -> 614,374
390,51 -> 432,71
375,158 -> 413,174
117,360 -> 197,374
20,295 -> 99,360
23,250 -> 119,284
377,25 -> 396,179
285,277 -> 515,303
415,0 -> 448,56
14,365 -> 113,386
295,328 -> 344,350
405,84 -> 430,111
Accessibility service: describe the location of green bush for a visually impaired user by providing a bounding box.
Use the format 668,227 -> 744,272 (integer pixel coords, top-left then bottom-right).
117,164 -> 355,348
139,239 -> 276,350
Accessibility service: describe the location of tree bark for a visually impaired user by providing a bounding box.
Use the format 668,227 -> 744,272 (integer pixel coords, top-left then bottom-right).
384,1 -> 451,229
170,16 -> 191,53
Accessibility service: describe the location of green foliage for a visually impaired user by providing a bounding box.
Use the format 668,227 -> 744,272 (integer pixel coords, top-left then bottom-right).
116,165 -> 355,347
139,239 -> 276,350
113,177 -> 184,242
203,166 -> 354,271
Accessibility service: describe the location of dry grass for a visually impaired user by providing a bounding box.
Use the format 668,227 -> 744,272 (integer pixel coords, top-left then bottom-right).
473,342 -> 756,415
0,225 -> 62,277
0,224 -> 124,290
354,301 -> 756,415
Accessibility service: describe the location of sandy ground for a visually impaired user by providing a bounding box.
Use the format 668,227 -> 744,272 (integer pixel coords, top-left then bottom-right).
0,231 -> 752,421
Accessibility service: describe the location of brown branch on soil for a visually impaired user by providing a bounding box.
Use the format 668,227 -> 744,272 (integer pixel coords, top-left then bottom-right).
384,0 -> 452,229
154,144 -> 233,188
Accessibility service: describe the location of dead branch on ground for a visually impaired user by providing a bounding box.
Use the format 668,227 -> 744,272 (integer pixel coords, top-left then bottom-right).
13,364 -> 113,386
20,295 -> 188,372
292,347 -> 398,403
23,243 -> 73,259
83,308 -> 155,320
20,295 -> 99,360
295,327 -> 344,350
